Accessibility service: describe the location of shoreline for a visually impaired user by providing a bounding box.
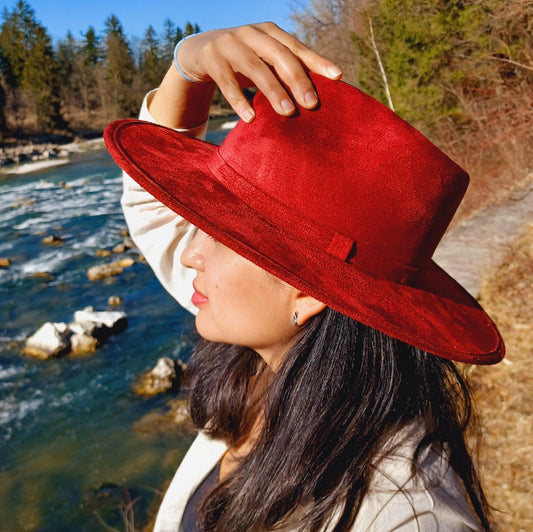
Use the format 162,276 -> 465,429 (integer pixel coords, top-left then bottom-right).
0,114 -> 238,177
0,137 -> 106,176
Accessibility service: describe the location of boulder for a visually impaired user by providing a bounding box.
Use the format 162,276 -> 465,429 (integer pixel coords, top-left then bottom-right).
68,318 -> 97,337
122,237 -> 136,249
95,249 -> 111,258
42,235 -> 64,246
87,262 -> 122,281
115,257 -> 135,268
133,357 -> 185,397
73,307 -> 127,341
107,295 -> 122,306
87,258 -> 135,281
70,332 -> 100,354
133,398 -> 193,435
113,237 -> 136,254
112,243 -> 128,253
22,307 -> 128,360
31,272 -> 54,281
172,399 -> 191,426
23,322 -> 70,359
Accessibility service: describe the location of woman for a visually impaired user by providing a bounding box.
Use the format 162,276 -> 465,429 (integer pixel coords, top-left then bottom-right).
104,23 -> 504,532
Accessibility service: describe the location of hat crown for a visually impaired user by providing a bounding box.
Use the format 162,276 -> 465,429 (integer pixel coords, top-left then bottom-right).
214,75 -> 468,282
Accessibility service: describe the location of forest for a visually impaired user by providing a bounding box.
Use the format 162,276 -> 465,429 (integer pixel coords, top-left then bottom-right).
0,0 -> 203,138
1,0 -> 532,215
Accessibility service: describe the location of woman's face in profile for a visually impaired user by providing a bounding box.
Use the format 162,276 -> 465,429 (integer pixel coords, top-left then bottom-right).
180,230 -> 299,366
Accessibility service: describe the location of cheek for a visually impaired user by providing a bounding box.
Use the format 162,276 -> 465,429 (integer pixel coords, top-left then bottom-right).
242,282 -> 294,337
220,276 -> 274,325
217,272 -> 293,340
197,248 -> 297,355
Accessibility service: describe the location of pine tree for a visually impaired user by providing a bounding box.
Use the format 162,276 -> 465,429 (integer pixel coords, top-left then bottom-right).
78,26 -> 103,120
0,0 -> 63,132
184,22 -> 196,37
161,18 -> 177,66
82,26 -> 101,67
139,25 -> 164,90
0,81 -> 6,135
103,14 -> 136,118
56,31 -> 79,119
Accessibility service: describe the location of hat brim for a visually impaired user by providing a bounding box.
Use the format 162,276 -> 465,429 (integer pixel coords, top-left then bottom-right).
105,119 -> 503,364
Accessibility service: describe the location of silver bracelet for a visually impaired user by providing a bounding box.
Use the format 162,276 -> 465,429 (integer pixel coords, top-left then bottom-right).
173,34 -> 199,83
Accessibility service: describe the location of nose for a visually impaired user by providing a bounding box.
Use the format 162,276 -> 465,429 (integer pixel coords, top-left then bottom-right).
180,230 -> 207,271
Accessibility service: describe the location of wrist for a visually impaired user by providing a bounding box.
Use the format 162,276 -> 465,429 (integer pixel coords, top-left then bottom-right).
149,66 -> 215,129
173,34 -> 200,83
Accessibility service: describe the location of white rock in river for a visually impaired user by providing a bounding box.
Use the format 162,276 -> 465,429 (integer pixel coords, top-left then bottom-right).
70,332 -> 100,354
23,322 -> 70,359
22,307 -> 128,359
68,319 -> 97,337
73,307 -> 127,339
133,357 -> 184,397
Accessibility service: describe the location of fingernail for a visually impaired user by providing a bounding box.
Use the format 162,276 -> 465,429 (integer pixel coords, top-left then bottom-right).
326,66 -> 342,79
241,108 -> 255,123
281,99 -> 295,114
304,90 -> 318,107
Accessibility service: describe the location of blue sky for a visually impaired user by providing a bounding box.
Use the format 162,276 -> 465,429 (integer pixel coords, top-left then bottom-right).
0,0 -> 298,41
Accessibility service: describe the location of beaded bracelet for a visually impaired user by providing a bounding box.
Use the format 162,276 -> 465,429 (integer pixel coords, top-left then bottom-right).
173,34 -> 199,83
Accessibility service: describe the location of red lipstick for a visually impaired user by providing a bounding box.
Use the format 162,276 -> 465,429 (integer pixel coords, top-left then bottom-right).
191,288 -> 208,306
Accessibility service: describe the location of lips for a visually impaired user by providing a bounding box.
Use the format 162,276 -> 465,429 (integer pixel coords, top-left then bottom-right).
191,284 -> 208,306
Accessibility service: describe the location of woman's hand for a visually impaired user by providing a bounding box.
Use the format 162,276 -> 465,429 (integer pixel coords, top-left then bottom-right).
176,22 -> 342,123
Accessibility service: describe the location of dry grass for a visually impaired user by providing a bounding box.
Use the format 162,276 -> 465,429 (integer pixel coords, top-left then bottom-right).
470,223 -> 533,531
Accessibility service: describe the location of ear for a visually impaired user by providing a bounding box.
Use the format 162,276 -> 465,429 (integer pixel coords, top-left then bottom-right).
294,293 -> 327,325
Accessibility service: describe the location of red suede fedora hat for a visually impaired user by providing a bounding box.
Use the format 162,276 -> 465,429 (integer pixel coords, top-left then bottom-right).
104,73 -> 504,365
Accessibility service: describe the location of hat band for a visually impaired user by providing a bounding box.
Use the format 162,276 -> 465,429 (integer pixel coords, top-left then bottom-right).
207,150 -> 425,285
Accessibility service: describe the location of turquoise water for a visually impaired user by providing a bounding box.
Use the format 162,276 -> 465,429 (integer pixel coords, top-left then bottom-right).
0,126 -> 231,530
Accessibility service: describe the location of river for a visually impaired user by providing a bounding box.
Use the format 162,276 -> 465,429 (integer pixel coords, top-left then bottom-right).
0,125 -> 231,531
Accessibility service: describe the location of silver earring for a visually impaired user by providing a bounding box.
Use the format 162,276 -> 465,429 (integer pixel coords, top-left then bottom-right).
291,311 -> 299,326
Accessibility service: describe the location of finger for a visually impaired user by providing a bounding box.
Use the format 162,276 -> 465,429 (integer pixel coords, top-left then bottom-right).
204,36 -> 298,118
211,55 -> 296,120
233,25 -> 320,110
253,22 -> 343,80
202,52 -> 258,122
254,38 -> 320,110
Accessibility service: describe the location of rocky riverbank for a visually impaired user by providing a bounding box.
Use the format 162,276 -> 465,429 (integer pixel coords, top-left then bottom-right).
0,111 -> 239,177
0,135 -> 105,176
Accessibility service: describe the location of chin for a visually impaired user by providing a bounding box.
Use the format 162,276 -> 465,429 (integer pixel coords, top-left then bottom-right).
195,319 -> 226,344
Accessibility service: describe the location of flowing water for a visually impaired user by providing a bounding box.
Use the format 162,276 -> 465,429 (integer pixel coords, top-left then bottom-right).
0,125 -> 231,531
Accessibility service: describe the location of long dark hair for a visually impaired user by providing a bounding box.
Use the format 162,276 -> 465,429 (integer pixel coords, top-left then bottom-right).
187,307 -> 492,531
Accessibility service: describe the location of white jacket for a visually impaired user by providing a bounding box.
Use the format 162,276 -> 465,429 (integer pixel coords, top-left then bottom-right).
151,430 -> 481,532
121,92 -> 482,532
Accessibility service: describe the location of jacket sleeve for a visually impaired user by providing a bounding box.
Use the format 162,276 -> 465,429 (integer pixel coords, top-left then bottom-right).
120,90 -> 208,315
